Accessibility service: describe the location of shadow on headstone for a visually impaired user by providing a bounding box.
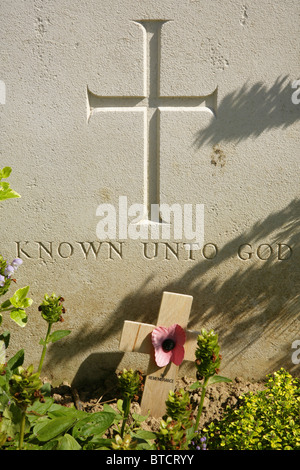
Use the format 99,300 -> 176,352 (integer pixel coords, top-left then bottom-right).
71,352 -> 124,390
194,76 -> 300,147
46,198 -> 300,380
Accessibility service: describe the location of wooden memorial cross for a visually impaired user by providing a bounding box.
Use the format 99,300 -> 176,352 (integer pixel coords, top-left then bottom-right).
119,291 -> 199,417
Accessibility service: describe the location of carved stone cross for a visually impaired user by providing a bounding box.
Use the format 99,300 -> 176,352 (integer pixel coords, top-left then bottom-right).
88,20 -> 217,222
119,291 -> 199,417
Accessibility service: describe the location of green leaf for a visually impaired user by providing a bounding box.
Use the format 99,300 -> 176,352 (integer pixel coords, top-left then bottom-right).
72,412 -> 115,441
10,308 -> 28,327
35,415 -> 78,442
0,374 -> 7,388
40,440 -> 59,450
1,299 -> 11,309
88,437 -> 113,449
190,380 -> 201,390
102,403 -> 122,422
49,330 -> 71,343
7,349 -> 24,370
132,412 -> 148,423
207,375 -> 232,386
1,403 -> 23,439
40,382 -> 52,397
21,298 -> 33,308
117,399 -> 123,413
0,330 -> 10,349
28,397 -> 54,417
102,403 -> 118,414
131,429 -> 156,441
0,167 -> 12,179
0,182 -> 20,200
10,286 -> 32,308
56,433 -> 82,450
47,405 -> 85,420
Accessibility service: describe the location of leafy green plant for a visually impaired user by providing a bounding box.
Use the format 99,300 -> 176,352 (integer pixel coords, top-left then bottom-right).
96,369 -> 156,450
205,368 -> 300,450
1,283 -> 32,330
0,257 -> 33,393
0,308 -> 154,449
155,388 -> 194,450
8,364 -> 43,449
37,294 -> 70,375
165,388 -> 193,426
0,166 -> 20,201
95,399 -> 156,450
0,168 -> 29,364
117,368 -> 143,438
191,328 -> 232,431
155,416 -> 189,450
0,300 -> 117,450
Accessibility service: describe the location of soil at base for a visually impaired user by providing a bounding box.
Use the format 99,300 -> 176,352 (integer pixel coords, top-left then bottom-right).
49,373 -> 266,434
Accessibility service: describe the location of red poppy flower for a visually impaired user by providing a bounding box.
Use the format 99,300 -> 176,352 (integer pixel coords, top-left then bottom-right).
151,324 -> 186,367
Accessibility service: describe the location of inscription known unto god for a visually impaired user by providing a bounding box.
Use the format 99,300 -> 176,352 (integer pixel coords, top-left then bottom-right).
15,241 -> 292,261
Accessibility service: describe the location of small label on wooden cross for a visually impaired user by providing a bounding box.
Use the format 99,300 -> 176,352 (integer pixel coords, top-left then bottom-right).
119,291 -> 199,418
148,375 -> 174,384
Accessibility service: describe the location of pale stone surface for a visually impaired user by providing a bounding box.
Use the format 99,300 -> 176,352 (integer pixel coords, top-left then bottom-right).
0,1 -> 299,386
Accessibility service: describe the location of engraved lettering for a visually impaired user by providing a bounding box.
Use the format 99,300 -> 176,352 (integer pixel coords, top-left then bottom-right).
143,242 -> 159,260
238,243 -> 253,260
16,241 -> 32,259
202,243 -> 218,259
77,241 -> 102,259
13,241 -> 292,262
257,244 -> 272,260
37,241 -> 53,260
57,242 -> 74,259
183,243 -> 195,260
165,242 -> 180,260
107,242 -> 123,259
277,243 -> 292,260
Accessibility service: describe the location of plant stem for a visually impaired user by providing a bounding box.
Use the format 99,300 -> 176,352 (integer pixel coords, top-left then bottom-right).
121,397 -> 131,438
0,306 -> 15,313
19,410 -> 26,450
195,376 -> 209,431
38,323 -> 52,376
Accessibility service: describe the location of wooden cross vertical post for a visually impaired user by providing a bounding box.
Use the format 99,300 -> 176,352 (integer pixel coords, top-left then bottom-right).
119,291 -> 199,418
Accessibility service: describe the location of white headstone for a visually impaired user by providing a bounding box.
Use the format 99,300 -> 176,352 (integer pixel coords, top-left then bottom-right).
0,1 -> 299,386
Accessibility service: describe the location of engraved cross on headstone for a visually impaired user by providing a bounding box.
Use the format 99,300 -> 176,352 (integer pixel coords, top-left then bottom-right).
119,291 -> 199,418
87,20 -> 217,222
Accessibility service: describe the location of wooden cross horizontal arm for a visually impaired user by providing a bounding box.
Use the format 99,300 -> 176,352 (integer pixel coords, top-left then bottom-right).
119,319 -> 199,361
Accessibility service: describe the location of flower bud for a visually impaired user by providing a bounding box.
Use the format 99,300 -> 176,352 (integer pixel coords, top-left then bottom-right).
195,328 -> 222,379
9,365 -> 43,411
117,368 -> 143,400
38,293 -> 66,324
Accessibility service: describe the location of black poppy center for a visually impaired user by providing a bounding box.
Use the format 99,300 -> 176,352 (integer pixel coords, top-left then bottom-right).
162,338 -> 176,352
